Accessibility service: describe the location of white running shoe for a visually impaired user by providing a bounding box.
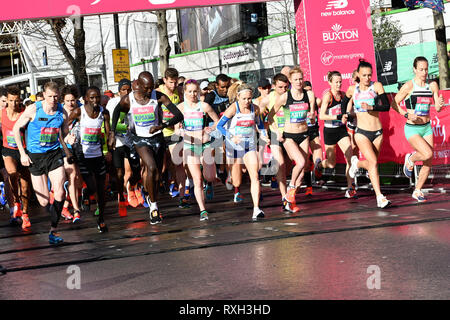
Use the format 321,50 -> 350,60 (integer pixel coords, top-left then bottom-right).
252,209 -> 265,221
412,189 -> 426,203
349,156 -> 359,179
377,195 -> 391,208
225,175 -> 233,191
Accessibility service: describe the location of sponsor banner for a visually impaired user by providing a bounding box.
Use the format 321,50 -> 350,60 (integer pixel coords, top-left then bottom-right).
375,48 -> 398,86
222,44 -> 256,65
294,0 -> 376,98
1,0 -> 268,22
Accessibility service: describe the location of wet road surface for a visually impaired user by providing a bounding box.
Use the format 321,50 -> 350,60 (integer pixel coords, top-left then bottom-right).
0,184 -> 449,300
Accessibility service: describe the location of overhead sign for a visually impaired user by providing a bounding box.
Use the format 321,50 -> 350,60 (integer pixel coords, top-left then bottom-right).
294,0 -> 377,97
112,49 -> 130,83
1,0 -> 271,22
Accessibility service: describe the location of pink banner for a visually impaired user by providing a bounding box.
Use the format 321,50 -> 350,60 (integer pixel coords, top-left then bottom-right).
294,0 -> 376,97
0,0 -> 267,22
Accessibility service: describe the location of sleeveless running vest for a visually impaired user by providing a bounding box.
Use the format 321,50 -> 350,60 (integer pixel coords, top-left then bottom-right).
228,102 -> 257,145
324,91 -> 345,128
285,89 -> 309,123
27,101 -> 64,154
268,91 -> 285,129
80,106 -> 104,158
159,84 -> 181,137
353,82 -> 377,113
183,101 -> 206,132
211,90 -> 230,117
405,80 -> 433,116
2,108 -> 24,150
128,91 -> 159,138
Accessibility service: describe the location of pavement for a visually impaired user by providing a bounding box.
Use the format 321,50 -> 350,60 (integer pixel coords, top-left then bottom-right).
0,182 -> 449,300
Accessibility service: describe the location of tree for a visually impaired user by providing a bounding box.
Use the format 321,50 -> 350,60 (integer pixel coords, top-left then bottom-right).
433,11 -> 449,89
266,0 -> 298,65
49,17 -> 89,95
371,12 -> 404,51
155,10 -> 171,78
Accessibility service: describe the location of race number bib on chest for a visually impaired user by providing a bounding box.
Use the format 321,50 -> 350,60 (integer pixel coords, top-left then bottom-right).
289,103 -> 308,123
39,127 -> 59,147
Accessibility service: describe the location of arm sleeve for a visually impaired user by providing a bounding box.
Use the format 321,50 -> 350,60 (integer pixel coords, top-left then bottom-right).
111,103 -> 122,133
373,93 -> 390,112
341,95 -> 350,115
217,116 -> 231,138
163,102 -> 184,127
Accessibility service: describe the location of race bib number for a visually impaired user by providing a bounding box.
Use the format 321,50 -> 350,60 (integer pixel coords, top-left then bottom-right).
235,119 -> 255,137
184,111 -> 204,131
6,130 -> 17,148
132,104 -> 156,127
276,109 -> 285,128
39,127 -> 59,147
289,103 -> 308,123
414,97 -> 431,116
81,127 -> 101,145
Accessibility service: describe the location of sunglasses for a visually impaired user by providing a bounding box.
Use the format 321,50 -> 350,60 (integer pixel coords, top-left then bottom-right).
185,79 -> 198,85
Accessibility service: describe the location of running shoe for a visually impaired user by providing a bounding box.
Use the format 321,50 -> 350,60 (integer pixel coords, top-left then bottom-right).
0,182 -> 6,207
97,221 -> 108,233
13,202 -> 23,218
184,185 -> 192,200
225,176 -> 233,191
179,198 -> 190,209
127,182 -> 139,208
349,156 -> 359,179
118,196 -> 127,217
9,208 -> 19,226
305,186 -> 313,196
283,199 -> 300,213
205,184 -> 214,201
49,231 -> 64,244
143,191 -> 149,208
169,183 -> 180,198
403,153 -> 414,178
73,210 -> 81,223
150,209 -> 162,225
285,187 -> 297,203
270,177 -> 279,189
61,207 -> 73,220
135,186 -> 145,205
412,189 -> 427,203
234,192 -> 244,203
200,210 -> 209,221
21,213 -> 31,230
314,158 -> 323,180
377,195 -> 391,209
81,188 -> 90,212
345,185 -> 357,199
252,209 -> 265,221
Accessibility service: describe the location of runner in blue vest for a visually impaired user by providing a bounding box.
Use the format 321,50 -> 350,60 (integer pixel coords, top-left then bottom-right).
13,82 -> 72,244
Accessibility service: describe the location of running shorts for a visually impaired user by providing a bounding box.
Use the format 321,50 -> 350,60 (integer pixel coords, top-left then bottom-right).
324,126 -> 349,146
404,122 -> 433,141
28,148 -> 64,176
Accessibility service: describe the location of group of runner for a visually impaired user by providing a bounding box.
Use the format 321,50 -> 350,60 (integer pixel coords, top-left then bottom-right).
0,56 -> 444,244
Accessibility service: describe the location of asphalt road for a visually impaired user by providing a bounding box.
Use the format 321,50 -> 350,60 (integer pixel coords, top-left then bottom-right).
1,183 -> 449,300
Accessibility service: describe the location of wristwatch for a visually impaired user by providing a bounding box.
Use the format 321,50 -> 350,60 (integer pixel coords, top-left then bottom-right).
404,113 -> 409,119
